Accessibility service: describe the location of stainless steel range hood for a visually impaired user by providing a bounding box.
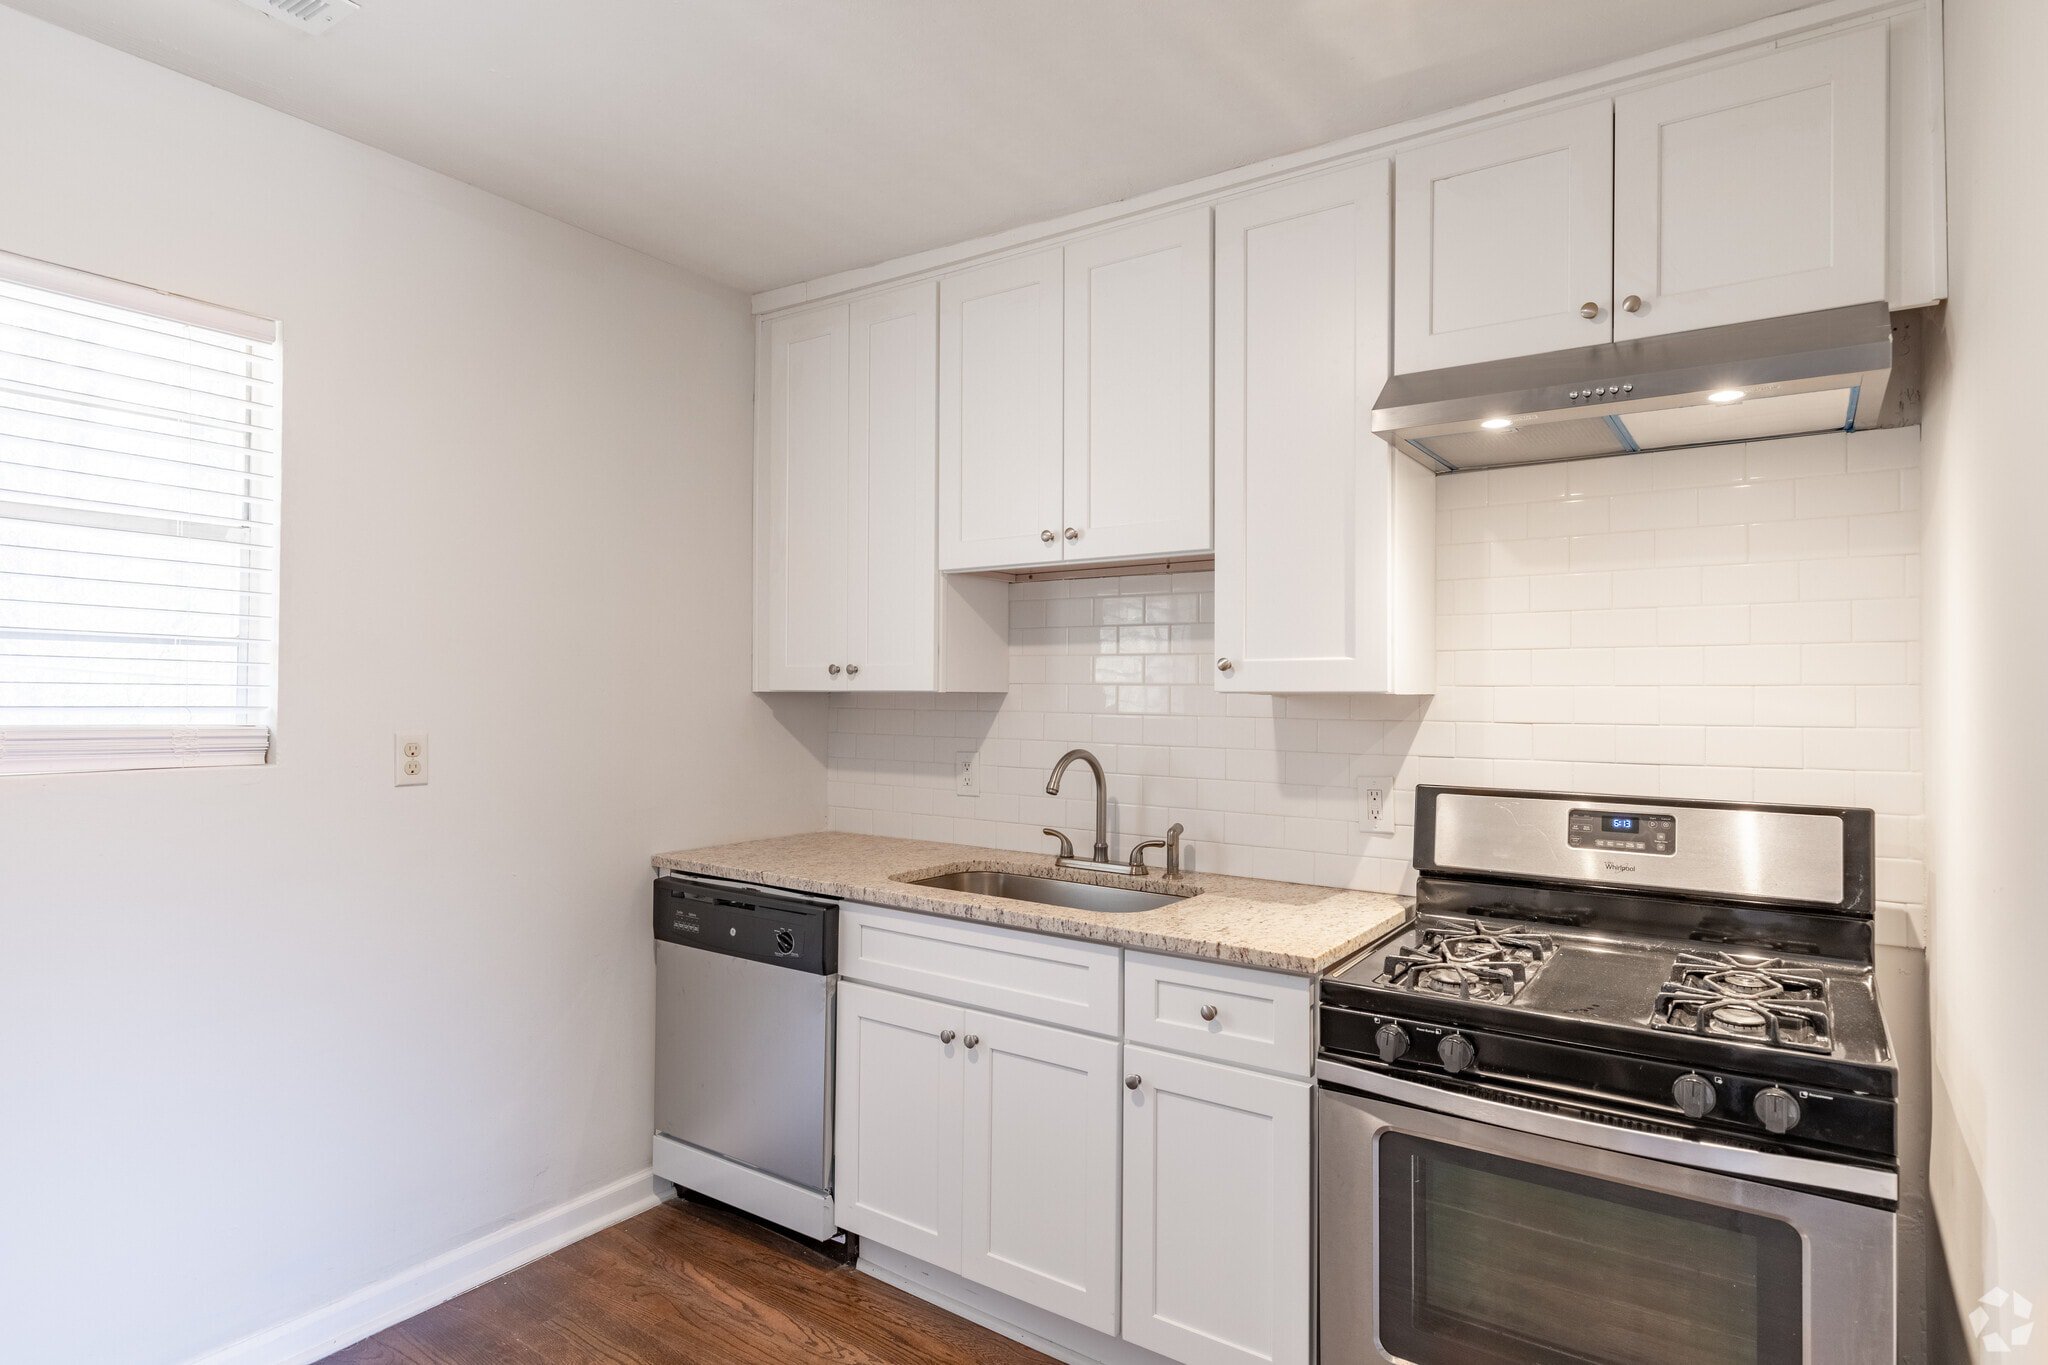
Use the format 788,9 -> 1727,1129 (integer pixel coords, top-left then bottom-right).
1373,303 -> 1893,472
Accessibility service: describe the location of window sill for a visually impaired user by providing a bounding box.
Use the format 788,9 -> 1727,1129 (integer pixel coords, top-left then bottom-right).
0,726 -> 272,776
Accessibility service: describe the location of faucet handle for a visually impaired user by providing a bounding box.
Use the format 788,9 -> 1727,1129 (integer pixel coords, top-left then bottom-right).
1128,838 -> 1166,876
1042,828 -> 1075,860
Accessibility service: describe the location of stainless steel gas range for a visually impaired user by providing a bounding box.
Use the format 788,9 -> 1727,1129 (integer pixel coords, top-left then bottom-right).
1316,786 -> 1898,1365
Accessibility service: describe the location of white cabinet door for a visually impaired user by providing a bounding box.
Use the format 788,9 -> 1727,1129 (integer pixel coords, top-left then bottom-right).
1063,209 -> 1213,563
1614,26 -> 1887,339
1393,101 -> 1614,372
939,249 -> 1064,571
847,281 -> 939,691
835,981 -> 964,1270
757,304 -> 852,691
1120,1045 -> 1311,1365
1215,162 -> 1434,695
959,1011 -> 1122,1333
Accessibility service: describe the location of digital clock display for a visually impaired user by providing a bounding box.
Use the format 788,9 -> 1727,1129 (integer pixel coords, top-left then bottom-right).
1569,808 -> 1676,855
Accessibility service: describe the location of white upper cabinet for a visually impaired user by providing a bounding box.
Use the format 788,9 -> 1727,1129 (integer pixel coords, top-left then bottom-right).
941,215 -> 1214,573
1394,102 -> 1615,373
1062,209 -> 1214,563
939,250 -> 1066,571
1214,163 -> 1434,695
1614,26 -> 1888,338
757,286 -> 1008,693
757,304 -> 851,691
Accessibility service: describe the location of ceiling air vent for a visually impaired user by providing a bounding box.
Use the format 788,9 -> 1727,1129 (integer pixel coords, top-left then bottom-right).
235,0 -> 359,34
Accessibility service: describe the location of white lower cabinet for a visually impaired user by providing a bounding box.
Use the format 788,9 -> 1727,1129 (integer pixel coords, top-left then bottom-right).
837,980 -> 1122,1332
837,916 -> 1313,1365
835,980 -> 963,1268
1120,1044 -> 1313,1365
961,1010 -> 1123,1333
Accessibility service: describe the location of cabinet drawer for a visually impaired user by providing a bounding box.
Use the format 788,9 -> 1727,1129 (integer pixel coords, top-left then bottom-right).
1122,951 -> 1313,1076
841,903 -> 1121,1035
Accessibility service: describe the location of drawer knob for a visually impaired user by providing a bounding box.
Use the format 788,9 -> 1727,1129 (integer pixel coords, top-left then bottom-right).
1200,1004 -> 1218,1022
828,664 -> 841,675
1622,294 -> 1644,314
963,1034 -> 980,1049
1125,1074 -> 1142,1091
939,1029 -> 956,1044
1580,300 -> 1601,320
1216,658 -> 1233,673
1040,529 -> 1056,542
1065,527 -> 1080,541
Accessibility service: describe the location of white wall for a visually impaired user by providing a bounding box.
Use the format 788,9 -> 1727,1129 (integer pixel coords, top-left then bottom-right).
0,10 -> 825,1363
830,429 -> 1926,938
1921,0 -> 2048,1353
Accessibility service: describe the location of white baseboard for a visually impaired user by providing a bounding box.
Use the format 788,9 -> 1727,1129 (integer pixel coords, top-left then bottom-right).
857,1241 -> 1178,1365
185,1167 -> 668,1365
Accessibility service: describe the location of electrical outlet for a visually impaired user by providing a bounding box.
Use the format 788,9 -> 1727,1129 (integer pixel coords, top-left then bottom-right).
395,732 -> 428,787
1359,780 -> 1390,835
955,749 -> 980,797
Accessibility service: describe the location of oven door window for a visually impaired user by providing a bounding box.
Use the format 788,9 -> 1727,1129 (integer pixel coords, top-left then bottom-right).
1377,1133 -> 1803,1365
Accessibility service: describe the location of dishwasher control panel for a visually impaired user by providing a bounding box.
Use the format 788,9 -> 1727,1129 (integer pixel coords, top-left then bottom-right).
653,874 -> 837,974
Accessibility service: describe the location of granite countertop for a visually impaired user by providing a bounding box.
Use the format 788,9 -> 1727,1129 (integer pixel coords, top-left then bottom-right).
650,831 -> 1410,976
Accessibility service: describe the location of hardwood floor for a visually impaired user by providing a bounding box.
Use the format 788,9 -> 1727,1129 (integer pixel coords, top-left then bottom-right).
321,1197 -> 1054,1364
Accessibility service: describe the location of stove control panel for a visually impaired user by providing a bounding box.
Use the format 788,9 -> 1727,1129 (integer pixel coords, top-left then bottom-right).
1568,808 -> 1676,855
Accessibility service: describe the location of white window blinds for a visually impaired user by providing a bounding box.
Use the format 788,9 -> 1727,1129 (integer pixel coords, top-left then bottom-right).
0,251 -> 280,776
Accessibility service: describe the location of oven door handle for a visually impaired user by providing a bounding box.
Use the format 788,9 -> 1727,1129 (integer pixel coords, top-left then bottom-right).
1315,1057 -> 1897,1203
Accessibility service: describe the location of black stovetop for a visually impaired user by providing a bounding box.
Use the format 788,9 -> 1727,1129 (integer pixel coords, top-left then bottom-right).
1326,912 -> 1893,1078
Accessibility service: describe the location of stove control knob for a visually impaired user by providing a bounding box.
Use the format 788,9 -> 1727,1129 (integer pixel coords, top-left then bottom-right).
1753,1087 -> 1803,1134
1672,1073 -> 1718,1119
1374,1023 -> 1409,1065
1437,1033 -> 1476,1074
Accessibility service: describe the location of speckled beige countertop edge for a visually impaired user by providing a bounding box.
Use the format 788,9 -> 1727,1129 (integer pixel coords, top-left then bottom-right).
651,831 -> 1411,976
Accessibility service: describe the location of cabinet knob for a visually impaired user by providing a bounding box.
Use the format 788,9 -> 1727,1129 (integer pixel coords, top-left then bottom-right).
1125,1074 -> 1142,1091
939,1029 -> 956,1044
1622,294 -> 1644,314
846,664 -> 859,676
1200,1004 -> 1218,1022
1064,527 -> 1079,541
1216,658 -> 1233,673
963,1034 -> 980,1050
827,664 -> 842,676
1040,529 -> 1056,543
1580,301 -> 1601,320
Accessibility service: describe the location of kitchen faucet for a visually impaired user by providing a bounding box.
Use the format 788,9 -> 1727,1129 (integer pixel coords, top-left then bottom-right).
1046,748 -> 1113,865
1044,750 -> 1185,879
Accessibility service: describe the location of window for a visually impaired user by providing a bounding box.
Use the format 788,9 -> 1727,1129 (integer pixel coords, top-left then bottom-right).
0,252 -> 279,775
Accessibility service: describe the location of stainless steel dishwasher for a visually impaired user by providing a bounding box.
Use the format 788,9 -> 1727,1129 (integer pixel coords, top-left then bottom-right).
650,872 -> 839,1241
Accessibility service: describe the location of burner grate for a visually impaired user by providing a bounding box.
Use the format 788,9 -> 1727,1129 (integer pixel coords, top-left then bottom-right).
1374,919 -> 1557,1003
1650,951 -> 1835,1052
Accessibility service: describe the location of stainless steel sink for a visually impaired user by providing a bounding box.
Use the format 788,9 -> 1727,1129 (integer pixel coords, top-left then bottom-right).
908,869 -> 1190,914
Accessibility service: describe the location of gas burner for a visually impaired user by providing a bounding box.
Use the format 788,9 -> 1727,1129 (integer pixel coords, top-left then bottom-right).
1374,919 -> 1556,1002
1650,953 -> 1836,1054
1668,951 -> 1826,1005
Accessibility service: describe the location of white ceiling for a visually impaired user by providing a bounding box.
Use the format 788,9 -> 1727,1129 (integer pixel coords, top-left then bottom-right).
5,0 -> 1829,293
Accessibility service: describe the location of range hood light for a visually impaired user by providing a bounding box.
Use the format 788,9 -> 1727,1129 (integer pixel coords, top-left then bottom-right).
1371,303 -> 1893,473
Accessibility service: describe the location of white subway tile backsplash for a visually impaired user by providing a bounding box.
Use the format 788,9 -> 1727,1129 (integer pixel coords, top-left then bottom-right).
824,430 -> 1923,913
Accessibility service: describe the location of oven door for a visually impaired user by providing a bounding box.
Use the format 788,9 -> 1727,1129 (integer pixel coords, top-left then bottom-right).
1317,1067 -> 1895,1365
